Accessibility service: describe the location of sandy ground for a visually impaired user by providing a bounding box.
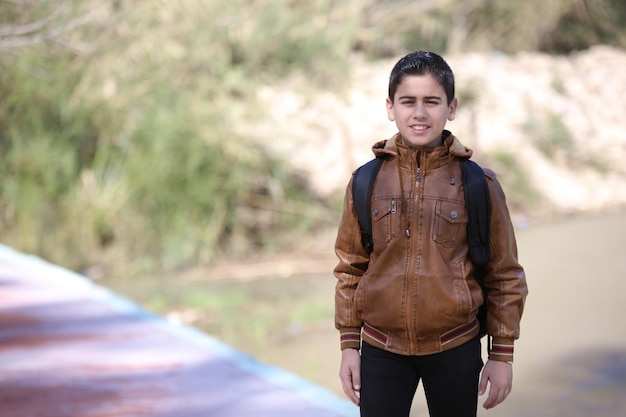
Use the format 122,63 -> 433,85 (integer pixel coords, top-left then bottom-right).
253,209 -> 626,417
481,209 -> 626,417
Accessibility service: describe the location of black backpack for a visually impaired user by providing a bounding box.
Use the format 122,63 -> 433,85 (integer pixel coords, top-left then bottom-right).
352,157 -> 491,338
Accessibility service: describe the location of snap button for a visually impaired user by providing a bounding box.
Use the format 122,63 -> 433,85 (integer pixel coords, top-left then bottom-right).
372,209 -> 378,216
450,210 -> 458,219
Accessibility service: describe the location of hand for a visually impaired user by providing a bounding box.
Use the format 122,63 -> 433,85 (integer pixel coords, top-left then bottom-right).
339,348 -> 361,406
478,359 -> 513,409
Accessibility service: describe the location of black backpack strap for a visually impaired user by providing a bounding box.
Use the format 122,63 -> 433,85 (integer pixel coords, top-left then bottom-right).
461,159 -> 491,266
461,158 -> 491,339
352,157 -> 383,254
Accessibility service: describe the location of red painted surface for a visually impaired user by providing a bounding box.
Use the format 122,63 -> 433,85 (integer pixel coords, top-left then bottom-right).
0,247 -> 355,417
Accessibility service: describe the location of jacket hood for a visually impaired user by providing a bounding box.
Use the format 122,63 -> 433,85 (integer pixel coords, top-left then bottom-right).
371,130 -> 473,160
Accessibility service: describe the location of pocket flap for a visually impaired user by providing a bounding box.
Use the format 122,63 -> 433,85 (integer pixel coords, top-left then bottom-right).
371,199 -> 395,222
435,201 -> 467,224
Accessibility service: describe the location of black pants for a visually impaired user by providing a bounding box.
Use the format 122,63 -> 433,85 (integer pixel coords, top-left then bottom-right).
360,337 -> 483,417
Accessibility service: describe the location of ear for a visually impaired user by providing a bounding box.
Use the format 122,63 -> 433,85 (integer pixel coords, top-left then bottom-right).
386,97 -> 395,121
447,97 -> 458,121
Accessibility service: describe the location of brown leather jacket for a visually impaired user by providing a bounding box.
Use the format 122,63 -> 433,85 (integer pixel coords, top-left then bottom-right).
334,131 -> 528,362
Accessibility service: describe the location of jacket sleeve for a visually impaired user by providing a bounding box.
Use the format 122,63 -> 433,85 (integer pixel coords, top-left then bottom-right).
483,174 -> 529,362
334,178 -> 370,350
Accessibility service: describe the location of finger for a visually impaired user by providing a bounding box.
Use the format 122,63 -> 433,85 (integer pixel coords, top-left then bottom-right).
341,382 -> 357,404
352,366 -> 361,392
482,386 -> 500,409
484,385 -> 510,410
495,386 -> 511,407
477,373 -> 488,396
494,387 -> 508,408
340,374 -> 359,405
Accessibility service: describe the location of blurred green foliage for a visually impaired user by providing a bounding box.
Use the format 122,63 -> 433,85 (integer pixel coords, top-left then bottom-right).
489,150 -> 543,213
525,114 -> 612,175
355,0 -> 626,56
0,0 -> 624,276
0,0 -> 354,274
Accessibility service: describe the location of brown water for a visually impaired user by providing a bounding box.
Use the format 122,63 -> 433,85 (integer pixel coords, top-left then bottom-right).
105,209 -> 626,417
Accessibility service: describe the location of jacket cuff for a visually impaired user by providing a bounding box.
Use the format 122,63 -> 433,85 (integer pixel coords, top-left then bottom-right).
339,327 -> 362,350
488,337 -> 515,362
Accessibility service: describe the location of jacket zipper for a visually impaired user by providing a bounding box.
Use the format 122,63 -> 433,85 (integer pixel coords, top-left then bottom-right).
409,153 -> 426,353
407,166 -> 422,238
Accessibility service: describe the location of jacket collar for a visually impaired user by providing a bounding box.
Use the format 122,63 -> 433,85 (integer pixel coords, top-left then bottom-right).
372,130 -> 473,169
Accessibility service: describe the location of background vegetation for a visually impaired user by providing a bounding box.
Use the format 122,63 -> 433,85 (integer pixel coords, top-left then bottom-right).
1,0 -> 624,278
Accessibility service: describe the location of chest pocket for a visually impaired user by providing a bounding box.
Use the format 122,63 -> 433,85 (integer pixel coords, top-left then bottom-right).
371,198 -> 400,246
433,200 -> 467,247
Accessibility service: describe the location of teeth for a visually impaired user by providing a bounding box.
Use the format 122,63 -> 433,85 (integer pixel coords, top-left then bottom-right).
412,125 -> 428,131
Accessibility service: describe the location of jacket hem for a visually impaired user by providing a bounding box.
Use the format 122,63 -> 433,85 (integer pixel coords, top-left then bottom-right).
361,320 -> 481,356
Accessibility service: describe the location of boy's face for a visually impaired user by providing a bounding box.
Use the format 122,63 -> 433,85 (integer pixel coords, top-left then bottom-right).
386,74 -> 457,150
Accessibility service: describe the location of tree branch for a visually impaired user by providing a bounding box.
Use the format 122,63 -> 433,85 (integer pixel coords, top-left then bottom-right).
0,1 -> 132,52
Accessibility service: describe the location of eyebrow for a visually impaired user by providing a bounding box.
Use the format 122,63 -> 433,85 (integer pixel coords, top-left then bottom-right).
398,95 -> 442,101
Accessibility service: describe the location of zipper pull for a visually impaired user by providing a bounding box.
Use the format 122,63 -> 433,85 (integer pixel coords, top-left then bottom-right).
391,199 -> 397,214
416,167 -> 422,182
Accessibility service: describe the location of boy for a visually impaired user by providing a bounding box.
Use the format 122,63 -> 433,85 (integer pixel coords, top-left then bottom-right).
333,51 -> 528,417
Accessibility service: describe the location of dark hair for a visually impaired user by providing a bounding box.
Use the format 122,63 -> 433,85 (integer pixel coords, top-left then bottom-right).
388,51 -> 455,104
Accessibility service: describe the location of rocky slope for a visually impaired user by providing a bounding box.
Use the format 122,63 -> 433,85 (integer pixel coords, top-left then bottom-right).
256,46 -> 626,222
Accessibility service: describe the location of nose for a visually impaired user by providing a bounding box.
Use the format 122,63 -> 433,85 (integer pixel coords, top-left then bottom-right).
413,103 -> 427,118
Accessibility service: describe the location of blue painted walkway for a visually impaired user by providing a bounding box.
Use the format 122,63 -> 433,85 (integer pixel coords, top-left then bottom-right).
0,244 -> 357,417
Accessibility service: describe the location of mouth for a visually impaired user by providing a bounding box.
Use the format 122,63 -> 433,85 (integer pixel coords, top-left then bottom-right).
410,125 -> 429,133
